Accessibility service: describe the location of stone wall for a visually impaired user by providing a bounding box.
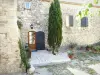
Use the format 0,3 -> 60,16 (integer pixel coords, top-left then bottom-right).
17,0 -> 100,49
60,4 -> 100,46
18,0 -> 49,47
0,0 -> 21,74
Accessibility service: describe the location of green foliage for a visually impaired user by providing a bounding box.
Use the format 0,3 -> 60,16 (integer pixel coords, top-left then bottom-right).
87,3 -> 93,8
77,3 -> 93,19
94,0 -> 99,4
93,46 -> 100,51
48,0 -> 62,55
86,45 -> 93,48
67,50 -> 73,55
88,68 -> 96,74
77,0 -> 100,19
17,20 -> 23,29
69,43 -> 77,49
18,39 -> 30,72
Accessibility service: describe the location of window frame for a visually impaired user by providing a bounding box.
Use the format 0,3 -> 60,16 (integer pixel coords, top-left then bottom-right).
66,15 -> 74,27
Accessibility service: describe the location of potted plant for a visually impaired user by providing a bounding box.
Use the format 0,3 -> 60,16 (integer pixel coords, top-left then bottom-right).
69,43 -> 77,50
86,45 -> 93,51
79,46 -> 86,50
67,50 -> 74,59
92,46 -> 100,53
80,46 -> 84,50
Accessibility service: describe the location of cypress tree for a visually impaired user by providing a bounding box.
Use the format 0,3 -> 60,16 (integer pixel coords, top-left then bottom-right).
48,0 -> 62,55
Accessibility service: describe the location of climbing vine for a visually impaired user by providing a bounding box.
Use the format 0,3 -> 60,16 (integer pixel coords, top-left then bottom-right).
18,39 -> 30,73
77,0 -> 100,19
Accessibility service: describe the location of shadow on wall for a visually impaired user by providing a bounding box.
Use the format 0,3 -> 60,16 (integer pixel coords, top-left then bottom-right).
61,41 -> 100,50
92,41 -> 100,46
76,41 -> 100,50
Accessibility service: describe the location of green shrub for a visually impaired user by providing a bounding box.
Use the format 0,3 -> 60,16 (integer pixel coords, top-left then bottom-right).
93,46 -> 100,51
17,20 -> 23,29
69,43 -> 77,49
86,45 -> 92,48
48,0 -> 62,55
67,50 -> 73,55
86,45 -> 93,50
18,39 -> 30,73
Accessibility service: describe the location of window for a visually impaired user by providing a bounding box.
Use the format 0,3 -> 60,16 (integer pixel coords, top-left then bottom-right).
69,15 -> 73,27
81,17 -> 88,27
66,15 -> 74,27
25,2 -> 31,9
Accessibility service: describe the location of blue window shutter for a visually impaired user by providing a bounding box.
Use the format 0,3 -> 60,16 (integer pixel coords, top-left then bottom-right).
69,15 -> 73,27
81,17 -> 88,27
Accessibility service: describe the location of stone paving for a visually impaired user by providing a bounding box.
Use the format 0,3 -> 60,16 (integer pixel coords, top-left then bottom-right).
67,68 -> 90,75
33,50 -> 100,75
1,50 -> 100,75
30,50 -> 70,66
88,63 -> 100,75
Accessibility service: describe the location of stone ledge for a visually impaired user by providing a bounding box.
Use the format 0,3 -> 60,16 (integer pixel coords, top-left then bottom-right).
41,0 -> 100,8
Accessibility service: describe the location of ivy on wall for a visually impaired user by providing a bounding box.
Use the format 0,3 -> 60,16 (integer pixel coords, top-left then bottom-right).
77,0 -> 100,19
17,17 -> 23,30
18,39 -> 30,73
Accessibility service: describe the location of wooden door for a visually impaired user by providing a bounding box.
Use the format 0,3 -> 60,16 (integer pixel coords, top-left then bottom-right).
28,31 -> 36,51
36,31 -> 45,50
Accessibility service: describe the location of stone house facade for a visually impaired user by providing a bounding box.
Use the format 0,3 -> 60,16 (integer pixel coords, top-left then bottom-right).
0,0 -> 100,74
17,0 -> 100,49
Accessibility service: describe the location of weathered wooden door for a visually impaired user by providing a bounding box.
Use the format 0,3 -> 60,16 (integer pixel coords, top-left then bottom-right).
28,31 -> 36,51
36,31 -> 45,50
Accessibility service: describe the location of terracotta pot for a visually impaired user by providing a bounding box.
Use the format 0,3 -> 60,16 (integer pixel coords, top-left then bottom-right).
68,54 -> 74,59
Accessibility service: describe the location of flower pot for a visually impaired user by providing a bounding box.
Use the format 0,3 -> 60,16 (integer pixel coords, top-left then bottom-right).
68,54 -> 74,59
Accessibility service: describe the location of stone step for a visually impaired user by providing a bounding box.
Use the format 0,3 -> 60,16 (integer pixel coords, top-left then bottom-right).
88,63 -> 100,74
30,50 -> 70,66
67,68 -> 90,75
